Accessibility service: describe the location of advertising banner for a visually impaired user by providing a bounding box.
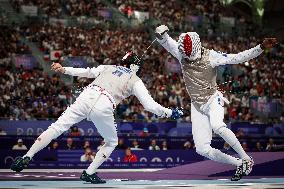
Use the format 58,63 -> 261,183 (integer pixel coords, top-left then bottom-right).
0,150 -> 203,169
13,55 -> 37,70
21,5 -> 38,16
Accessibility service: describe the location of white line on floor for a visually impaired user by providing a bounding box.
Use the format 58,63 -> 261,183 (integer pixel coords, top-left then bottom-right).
0,168 -> 162,173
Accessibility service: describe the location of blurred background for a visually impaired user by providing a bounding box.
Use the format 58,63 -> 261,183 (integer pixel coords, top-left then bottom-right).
0,0 -> 283,170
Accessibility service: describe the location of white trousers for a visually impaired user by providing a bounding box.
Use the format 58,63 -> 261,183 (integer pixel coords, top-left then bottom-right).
49,86 -> 118,147
191,91 -> 250,166
192,91 -> 227,146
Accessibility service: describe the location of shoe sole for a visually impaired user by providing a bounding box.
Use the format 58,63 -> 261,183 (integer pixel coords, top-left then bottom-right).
80,175 -> 106,184
81,180 -> 106,184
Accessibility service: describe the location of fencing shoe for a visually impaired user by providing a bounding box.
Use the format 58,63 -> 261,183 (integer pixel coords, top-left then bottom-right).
11,156 -> 31,172
242,157 -> 254,176
80,170 -> 106,184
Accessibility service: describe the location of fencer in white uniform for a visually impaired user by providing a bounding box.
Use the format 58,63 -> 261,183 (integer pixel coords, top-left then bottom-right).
155,25 -> 277,181
11,51 -> 183,184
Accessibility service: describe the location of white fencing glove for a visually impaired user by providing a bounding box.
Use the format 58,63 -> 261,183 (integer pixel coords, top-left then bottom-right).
155,25 -> 169,40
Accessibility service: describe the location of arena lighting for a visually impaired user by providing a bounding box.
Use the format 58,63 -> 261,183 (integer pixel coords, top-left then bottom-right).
219,0 -> 234,5
255,0 -> 264,16
219,0 -> 264,17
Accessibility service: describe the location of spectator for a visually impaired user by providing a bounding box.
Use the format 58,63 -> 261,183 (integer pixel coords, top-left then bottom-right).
183,140 -> 192,149
236,129 -> 245,138
117,138 -> 127,150
65,138 -> 76,150
254,142 -> 264,152
139,127 -> 149,137
0,128 -> 7,135
49,141 -> 59,150
12,139 -> 27,150
149,139 -> 160,150
242,142 -> 249,152
69,126 -> 81,137
131,140 -> 142,150
97,140 -> 105,151
123,148 -> 138,163
161,140 -> 168,150
83,140 -> 91,149
222,142 -> 231,153
266,138 -> 277,152
80,147 -> 95,162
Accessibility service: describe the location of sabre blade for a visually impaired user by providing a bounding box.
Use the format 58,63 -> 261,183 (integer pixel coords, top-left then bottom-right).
140,38 -> 157,59
137,38 -> 157,65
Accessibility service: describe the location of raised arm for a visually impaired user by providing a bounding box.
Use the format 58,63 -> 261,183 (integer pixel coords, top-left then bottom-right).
155,25 -> 182,62
210,38 -> 277,67
51,63 -> 105,78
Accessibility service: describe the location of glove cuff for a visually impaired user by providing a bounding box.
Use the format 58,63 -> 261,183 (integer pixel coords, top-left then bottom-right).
156,33 -> 169,44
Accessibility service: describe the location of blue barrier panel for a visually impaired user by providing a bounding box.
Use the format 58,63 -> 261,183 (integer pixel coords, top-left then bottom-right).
0,149 -> 204,169
0,120 -> 283,136
0,120 -> 185,136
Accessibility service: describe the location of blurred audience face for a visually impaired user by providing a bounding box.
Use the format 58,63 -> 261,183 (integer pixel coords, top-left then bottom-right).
92,151 -> 96,156
269,138 -> 274,145
125,148 -> 132,156
52,141 -> 59,149
132,140 -> 139,147
18,140 -> 23,147
84,141 -> 90,148
184,141 -> 192,149
242,142 -> 248,151
256,142 -> 263,151
151,139 -> 157,146
72,126 -> 78,132
223,142 -> 230,149
85,147 -> 92,155
118,139 -> 124,145
67,138 -> 73,146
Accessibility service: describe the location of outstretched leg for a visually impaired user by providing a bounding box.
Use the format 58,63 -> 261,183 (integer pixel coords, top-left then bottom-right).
191,103 -> 242,166
11,99 -> 87,172
81,95 -> 117,184
208,94 -> 250,160
208,93 -> 253,181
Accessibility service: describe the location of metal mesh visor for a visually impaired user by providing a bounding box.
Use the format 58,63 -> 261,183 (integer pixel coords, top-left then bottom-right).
178,32 -> 201,60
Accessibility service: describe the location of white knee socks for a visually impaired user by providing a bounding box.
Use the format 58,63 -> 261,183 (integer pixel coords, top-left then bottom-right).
217,126 -> 250,160
24,128 -> 60,158
86,144 -> 115,175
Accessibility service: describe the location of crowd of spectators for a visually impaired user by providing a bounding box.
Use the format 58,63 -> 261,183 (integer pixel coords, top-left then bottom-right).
11,0 -> 107,17
0,0 -> 282,123
113,0 -> 223,23
0,26 -> 30,59
27,24 -> 284,123
9,0 -> 255,36
0,23 -> 283,123
7,135 -> 283,163
11,0 -> 225,23
112,0 -> 254,35
10,137 -> 283,153
0,62 -> 72,119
